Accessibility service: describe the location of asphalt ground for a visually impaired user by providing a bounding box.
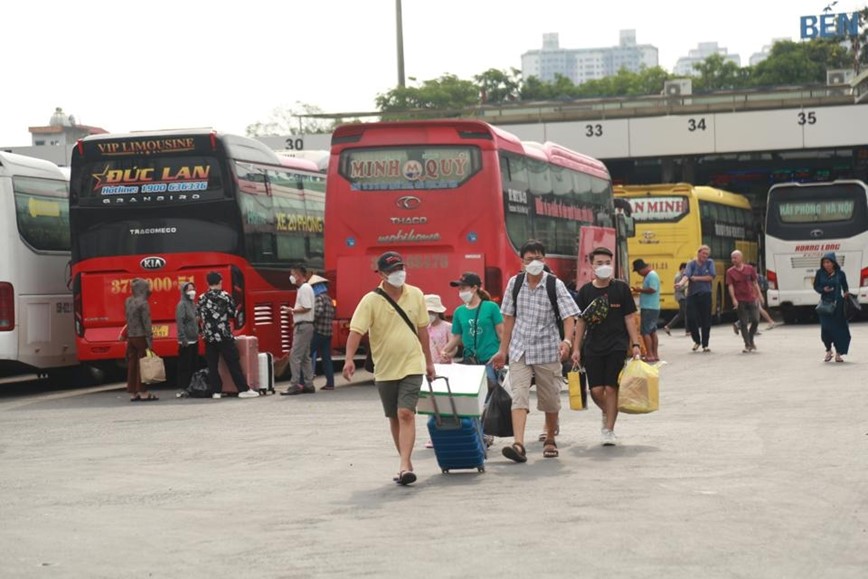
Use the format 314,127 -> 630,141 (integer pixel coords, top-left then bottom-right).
1,321 -> 866,578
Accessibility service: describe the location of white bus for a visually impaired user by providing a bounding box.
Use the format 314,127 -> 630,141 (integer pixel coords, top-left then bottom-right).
765,180 -> 868,324
0,152 -> 77,377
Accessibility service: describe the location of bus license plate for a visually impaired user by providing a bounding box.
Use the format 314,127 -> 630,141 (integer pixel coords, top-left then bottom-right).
153,325 -> 169,338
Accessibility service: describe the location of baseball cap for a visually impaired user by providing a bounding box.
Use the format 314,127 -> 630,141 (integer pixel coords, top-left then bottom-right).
632,258 -> 650,272
449,272 -> 482,287
376,251 -> 404,272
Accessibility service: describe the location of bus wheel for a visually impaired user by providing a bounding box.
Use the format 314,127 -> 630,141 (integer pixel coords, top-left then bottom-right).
781,305 -> 799,325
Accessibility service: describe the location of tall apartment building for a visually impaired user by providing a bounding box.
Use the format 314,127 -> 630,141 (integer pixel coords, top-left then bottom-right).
673,42 -> 741,76
521,30 -> 658,85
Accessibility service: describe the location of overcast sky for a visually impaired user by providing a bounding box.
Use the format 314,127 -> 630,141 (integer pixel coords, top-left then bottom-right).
1,0 -> 860,145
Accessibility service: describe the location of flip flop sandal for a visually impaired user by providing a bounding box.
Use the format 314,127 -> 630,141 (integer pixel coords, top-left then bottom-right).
543,440 -> 559,458
502,442 -> 527,463
396,470 -> 416,485
139,394 -> 159,401
824,351 -> 833,362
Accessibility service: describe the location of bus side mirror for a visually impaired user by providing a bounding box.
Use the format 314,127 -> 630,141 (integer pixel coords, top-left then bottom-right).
617,214 -> 635,238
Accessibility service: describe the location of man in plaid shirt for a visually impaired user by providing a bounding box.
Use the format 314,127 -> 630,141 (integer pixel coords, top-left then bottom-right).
309,274 -> 336,390
491,240 -> 579,463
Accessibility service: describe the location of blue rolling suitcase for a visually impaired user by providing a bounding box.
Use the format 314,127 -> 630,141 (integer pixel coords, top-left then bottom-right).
425,375 -> 486,474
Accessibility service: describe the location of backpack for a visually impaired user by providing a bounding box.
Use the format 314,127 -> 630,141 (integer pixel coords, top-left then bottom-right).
511,272 -> 564,339
186,369 -> 213,398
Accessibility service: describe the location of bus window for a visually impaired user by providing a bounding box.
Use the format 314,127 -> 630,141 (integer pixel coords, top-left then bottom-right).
528,160 -> 552,196
503,153 -> 530,251
238,162 -> 275,264
269,167 -> 324,269
13,176 -> 70,252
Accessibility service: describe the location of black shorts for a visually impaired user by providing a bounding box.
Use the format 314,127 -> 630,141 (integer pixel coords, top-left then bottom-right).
584,350 -> 627,388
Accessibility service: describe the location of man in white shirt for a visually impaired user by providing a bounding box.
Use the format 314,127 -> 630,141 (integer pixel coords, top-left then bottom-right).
281,266 -> 317,395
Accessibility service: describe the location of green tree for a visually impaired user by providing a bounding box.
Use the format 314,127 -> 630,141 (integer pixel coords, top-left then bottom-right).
519,75 -> 554,101
376,74 -> 479,118
691,54 -> 750,91
750,39 -> 850,86
474,68 -> 522,104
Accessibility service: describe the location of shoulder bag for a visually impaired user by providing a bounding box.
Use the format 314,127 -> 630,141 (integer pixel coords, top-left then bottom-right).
815,299 -> 836,316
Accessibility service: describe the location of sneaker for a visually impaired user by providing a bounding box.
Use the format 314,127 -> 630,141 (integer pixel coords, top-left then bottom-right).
238,389 -> 259,398
765,323 -> 777,331
732,322 -> 739,335
692,343 -> 701,351
212,393 -> 222,399
742,347 -> 750,353
483,434 -> 495,448
749,344 -> 757,352
601,429 -> 617,446
176,391 -> 189,399
302,385 -> 316,394
321,385 -> 335,391
703,347 -> 711,353
280,385 -> 304,396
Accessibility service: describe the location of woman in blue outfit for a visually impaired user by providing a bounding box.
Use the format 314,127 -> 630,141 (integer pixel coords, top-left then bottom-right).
813,252 -> 851,362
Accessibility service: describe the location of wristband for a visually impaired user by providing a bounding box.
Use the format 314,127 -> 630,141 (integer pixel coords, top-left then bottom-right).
562,338 -> 572,348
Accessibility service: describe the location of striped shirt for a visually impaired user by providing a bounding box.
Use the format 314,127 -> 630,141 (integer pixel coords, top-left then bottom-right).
501,272 -> 580,365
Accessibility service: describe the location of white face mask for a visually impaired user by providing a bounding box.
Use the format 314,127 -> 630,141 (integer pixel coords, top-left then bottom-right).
289,275 -> 297,286
428,313 -> 439,324
186,290 -> 196,299
387,270 -> 406,287
525,260 -> 545,276
458,290 -> 474,303
594,264 -> 614,279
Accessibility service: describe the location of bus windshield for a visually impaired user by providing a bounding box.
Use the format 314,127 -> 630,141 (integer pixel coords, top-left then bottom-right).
73,156 -> 224,206
338,146 -> 482,190
767,183 -> 868,241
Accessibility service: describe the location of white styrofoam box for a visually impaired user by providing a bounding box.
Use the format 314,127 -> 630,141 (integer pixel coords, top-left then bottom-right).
417,363 -> 487,418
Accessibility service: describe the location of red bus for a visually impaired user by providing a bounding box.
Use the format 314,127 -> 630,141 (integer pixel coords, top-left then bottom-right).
324,119 -> 632,328
69,130 -> 325,375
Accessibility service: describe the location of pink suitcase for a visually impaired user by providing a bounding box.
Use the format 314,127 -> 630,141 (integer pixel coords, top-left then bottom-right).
218,336 -> 260,394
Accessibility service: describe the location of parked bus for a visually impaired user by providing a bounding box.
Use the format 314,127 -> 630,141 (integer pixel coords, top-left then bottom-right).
69,130 -> 325,374
765,180 -> 868,324
614,183 -> 759,319
324,119 -> 633,331
0,152 -> 78,377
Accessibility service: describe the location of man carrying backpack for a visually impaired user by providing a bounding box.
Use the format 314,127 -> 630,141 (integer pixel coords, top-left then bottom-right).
490,240 -> 579,463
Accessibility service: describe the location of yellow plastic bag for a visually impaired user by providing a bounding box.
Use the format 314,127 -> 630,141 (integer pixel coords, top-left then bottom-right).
617,358 -> 659,414
567,367 -> 587,411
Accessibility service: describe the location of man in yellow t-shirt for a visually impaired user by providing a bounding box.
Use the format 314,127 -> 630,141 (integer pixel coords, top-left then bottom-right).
343,251 -> 435,486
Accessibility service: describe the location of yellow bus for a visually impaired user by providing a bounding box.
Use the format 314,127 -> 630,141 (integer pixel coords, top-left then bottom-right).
614,183 -> 759,320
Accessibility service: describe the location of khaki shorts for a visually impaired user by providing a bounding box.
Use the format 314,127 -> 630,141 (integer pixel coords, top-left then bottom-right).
508,356 -> 562,413
376,374 -> 423,418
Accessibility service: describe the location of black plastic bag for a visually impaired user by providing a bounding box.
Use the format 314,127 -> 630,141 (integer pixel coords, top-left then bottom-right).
845,294 -> 862,321
186,369 -> 212,398
482,384 -> 514,438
